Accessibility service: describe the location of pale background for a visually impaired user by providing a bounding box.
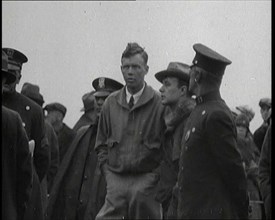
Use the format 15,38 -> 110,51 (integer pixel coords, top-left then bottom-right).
2,1 -> 271,133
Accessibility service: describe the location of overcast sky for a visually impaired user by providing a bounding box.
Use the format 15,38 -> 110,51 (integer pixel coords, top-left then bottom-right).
2,1 -> 271,132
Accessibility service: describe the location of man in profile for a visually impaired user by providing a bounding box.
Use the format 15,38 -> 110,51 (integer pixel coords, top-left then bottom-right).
177,43 -> 249,219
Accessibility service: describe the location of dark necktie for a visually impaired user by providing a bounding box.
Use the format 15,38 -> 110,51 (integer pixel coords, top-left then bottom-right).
129,95 -> 134,109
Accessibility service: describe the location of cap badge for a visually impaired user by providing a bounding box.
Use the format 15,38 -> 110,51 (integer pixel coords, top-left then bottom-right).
6,49 -> 14,58
98,77 -> 105,89
185,130 -> 191,141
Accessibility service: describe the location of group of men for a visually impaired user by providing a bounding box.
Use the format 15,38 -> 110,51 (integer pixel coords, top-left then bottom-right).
2,42 -> 271,220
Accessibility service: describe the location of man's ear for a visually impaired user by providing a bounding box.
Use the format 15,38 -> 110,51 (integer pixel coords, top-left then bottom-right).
145,65 -> 149,75
180,85 -> 187,96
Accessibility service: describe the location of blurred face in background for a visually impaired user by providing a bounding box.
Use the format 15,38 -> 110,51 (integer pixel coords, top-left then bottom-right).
45,110 -> 64,133
260,106 -> 271,122
236,125 -> 248,139
95,95 -> 108,118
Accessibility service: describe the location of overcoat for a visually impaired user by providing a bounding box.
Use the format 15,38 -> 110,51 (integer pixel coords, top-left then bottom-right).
45,121 -> 59,193
2,91 -> 50,180
73,113 -> 95,132
177,91 -> 249,219
3,91 -> 50,220
258,123 -> 271,219
46,124 -> 106,220
2,106 -> 33,220
57,123 -> 76,163
253,123 -> 269,152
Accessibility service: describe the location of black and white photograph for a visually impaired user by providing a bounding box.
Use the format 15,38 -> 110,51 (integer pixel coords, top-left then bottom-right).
2,1 -> 271,220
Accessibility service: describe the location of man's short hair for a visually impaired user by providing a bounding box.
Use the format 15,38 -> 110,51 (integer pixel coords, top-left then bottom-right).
177,79 -> 190,96
121,42 -> 148,64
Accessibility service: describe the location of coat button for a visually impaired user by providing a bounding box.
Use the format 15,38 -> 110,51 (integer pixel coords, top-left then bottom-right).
80,200 -> 83,204
185,146 -> 188,151
181,166 -> 184,171
84,175 -> 88,180
26,105 -> 30,110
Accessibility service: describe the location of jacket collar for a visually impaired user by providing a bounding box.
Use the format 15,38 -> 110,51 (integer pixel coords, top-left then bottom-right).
195,90 -> 222,105
165,97 -> 196,133
115,83 -> 156,110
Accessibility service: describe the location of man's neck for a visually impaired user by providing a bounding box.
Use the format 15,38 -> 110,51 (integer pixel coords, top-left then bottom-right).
127,83 -> 145,95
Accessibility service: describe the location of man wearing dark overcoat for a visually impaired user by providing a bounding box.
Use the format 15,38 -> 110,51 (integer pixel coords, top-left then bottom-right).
44,102 -> 76,163
73,91 -> 98,132
2,50 -> 33,220
45,77 -> 123,220
2,48 -> 50,220
177,43 -> 249,219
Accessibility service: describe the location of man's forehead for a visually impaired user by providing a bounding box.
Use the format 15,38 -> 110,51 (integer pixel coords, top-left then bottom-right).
121,54 -> 146,64
163,76 -> 179,83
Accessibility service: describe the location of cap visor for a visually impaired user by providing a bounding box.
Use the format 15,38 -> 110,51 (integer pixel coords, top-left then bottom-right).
94,91 -> 110,98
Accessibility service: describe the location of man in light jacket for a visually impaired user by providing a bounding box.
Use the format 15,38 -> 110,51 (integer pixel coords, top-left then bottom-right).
95,42 -> 166,219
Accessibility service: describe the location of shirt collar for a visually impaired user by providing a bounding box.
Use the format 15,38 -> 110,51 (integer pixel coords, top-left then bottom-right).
126,83 -> 146,104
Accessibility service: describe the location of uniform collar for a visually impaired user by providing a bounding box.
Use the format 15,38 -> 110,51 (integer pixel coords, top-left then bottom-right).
195,90 -> 222,105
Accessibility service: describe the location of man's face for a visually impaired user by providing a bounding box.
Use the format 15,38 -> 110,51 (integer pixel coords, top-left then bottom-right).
45,110 -> 64,133
159,77 -> 183,106
260,106 -> 271,122
236,125 -> 248,138
95,95 -> 108,117
121,54 -> 148,94
2,69 -> 21,93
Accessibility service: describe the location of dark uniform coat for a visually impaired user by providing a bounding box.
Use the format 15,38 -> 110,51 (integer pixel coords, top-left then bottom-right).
177,91 -> 249,219
57,123 -> 76,163
46,123 -> 106,220
2,91 -> 50,180
2,91 -> 50,220
2,106 -> 33,220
